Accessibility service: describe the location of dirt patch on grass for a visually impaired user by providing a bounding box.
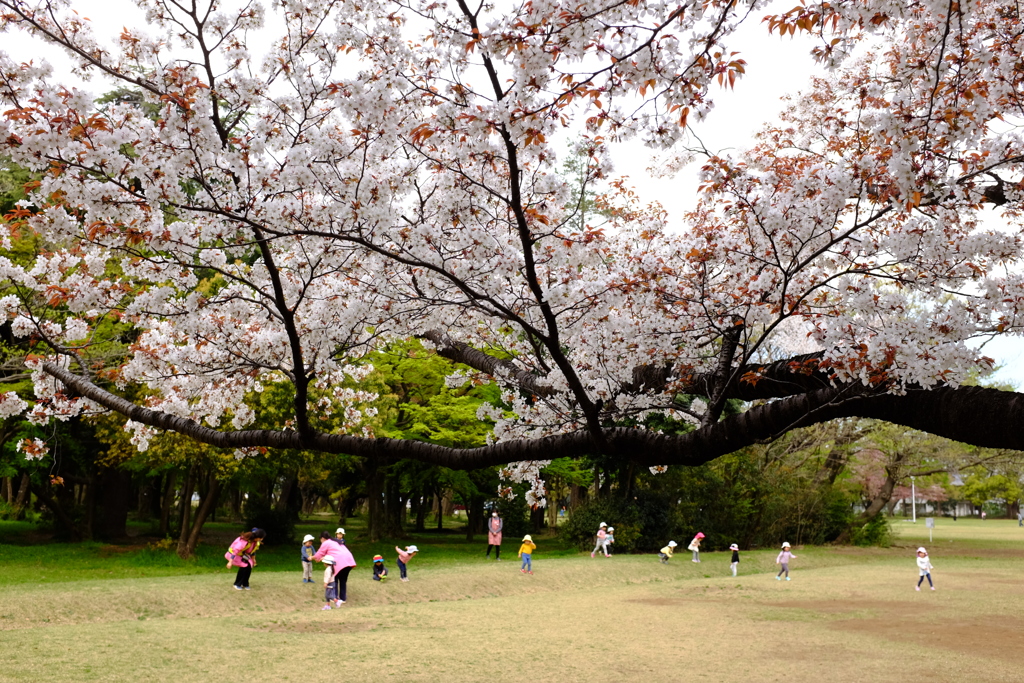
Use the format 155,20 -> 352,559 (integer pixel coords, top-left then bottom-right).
764,599 -> 935,615
249,620 -> 378,634
833,614 -> 1024,662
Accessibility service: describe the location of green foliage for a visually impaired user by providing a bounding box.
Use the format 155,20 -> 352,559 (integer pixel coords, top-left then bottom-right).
850,513 -> 893,547
243,498 -> 296,546
560,490 -> 675,553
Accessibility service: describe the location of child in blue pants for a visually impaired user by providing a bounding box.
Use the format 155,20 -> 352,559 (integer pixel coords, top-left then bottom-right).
519,535 -> 536,574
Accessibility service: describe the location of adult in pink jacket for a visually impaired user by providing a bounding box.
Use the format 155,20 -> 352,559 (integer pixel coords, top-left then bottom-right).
225,528 -> 266,590
313,531 -> 357,606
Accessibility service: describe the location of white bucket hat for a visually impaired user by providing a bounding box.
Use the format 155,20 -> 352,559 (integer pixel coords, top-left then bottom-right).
782,542 -> 791,548
607,527 -> 614,532
668,540 -> 677,547
523,534 -> 533,542
917,547 -> 927,554
729,543 -> 739,551
599,522 -> 607,527
407,545 -> 419,553
302,534 -> 315,542
335,528 -> 345,535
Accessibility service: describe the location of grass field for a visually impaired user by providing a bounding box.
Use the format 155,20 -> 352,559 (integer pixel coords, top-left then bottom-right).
1,517 -> 1022,682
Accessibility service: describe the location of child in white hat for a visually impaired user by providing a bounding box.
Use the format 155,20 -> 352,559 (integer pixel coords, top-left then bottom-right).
300,534 -> 315,583
519,535 -> 537,574
395,545 -> 418,582
729,543 -> 740,577
603,527 -> 615,557
659,540 -> 677,564
915,547 -> 935,591
591,522 -> 608,558
776,542 -> 797,580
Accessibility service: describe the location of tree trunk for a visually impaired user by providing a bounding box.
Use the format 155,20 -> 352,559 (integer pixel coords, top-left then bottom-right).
384,475 -> 405,537
414,492 -> 427,532
31,482 -> 81,541
861,452 -> 906,521
177,465 -> 196,540
365,461 -> 385,542
177,473 -> 222,558
465,493 -> 484,541
159,470 -> 177,536
13,473 -> 30,519
95,467 -> 132,541
569,483 -> 586,510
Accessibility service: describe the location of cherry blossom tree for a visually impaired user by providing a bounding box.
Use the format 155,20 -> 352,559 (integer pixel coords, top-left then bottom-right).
3,0 -> 1024,495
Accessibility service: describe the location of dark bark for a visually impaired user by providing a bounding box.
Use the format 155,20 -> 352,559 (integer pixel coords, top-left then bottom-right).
41,362 -> 1024,470
414,492 -> 427,532
13,473 -> 30,519
177,472 -> 221,558
95,467 -> 132,541
862,451 -> 907,520
466,493 -> 485,541
159,470 -> 176,536
30,482 -> 81,541
177,465 -> 196,540
364,460 -> 385,542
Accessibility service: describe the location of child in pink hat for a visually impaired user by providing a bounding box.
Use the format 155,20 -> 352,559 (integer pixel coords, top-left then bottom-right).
687,532 -> 705,563
915,547 -> 935,591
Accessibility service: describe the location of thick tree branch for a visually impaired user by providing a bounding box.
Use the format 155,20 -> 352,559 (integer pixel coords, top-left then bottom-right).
43,362 -> 1024,470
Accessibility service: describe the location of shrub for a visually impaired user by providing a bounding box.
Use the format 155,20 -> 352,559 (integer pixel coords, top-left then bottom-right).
851,513 -> 893,547
243,497 -> 296,545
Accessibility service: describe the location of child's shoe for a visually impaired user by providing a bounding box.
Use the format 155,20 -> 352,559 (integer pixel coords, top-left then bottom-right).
930,586 -> 935,590
915,585 -> 921,591
528,571 -> 533,575
590,552 -> 595,558
520,568 -> 526,573
321,605 -> 332,610
785,577 -> 791,581
335,600 -> 345,607
233,585 -> 243,590
776,576 -> 781,580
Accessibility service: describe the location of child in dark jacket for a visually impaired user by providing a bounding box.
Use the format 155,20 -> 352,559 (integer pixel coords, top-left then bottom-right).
372,554 -> 388,581
301,534 -> 315,583
729,543 -> 740,577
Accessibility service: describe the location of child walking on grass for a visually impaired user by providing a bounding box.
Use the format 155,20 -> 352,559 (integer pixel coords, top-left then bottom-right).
301,534 -> 315,583
395,545 -> 418,581
688,532 -> 705,562
658,540 -> 677,564
519,535 -> 536,574
729,543 -> 739,577
916,547 -> 935,591
776,542 -> 796,580
603,527 -> 615,557
591,522 -> 608,558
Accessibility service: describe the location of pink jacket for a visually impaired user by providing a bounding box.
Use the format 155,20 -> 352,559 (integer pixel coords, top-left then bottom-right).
225,536 -> 259,567
312,539 -> 356,577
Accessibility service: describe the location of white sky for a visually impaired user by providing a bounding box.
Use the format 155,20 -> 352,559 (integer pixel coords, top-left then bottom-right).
3,0 -> 1022,389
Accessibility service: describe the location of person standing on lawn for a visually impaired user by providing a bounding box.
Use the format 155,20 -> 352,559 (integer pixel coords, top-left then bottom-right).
729,543 -> 740,577
313,531 -> 357,607
486,511 -> 503,560
301,534 -> 316,583
591,522 -> 608,558
776,542 -> 797,581
519,534 -> 537,574
225,528 -> 266,590
915,547 -> 936,591
688,532 -> 705,563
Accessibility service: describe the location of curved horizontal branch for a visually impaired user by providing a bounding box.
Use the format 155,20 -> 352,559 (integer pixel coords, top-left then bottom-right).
419,329 -> 558,398
41,363 -> 1024,469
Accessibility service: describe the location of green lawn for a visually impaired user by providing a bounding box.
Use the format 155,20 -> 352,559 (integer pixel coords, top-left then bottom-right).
1,517 -> 1022,682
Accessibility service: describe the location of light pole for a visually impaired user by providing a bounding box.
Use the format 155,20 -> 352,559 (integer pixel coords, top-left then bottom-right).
911,476 -> 917,523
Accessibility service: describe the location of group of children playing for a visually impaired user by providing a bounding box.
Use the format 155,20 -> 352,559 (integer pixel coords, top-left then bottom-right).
290,524 -> 938,608
653,531 -> 937,589
299,527 -> 420,610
